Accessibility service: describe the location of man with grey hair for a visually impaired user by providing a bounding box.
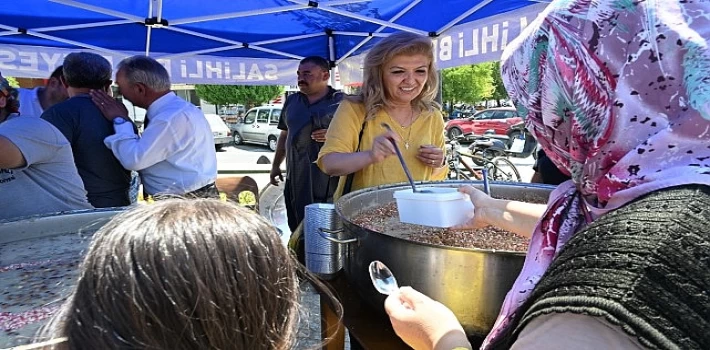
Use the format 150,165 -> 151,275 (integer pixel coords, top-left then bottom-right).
41,52 -> 131,208
90,55 -> 217,198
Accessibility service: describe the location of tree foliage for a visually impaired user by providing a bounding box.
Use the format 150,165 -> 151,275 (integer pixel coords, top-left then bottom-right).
5,76 -> 19,87
441,63 -> 494,109
489,61 -> 509,106
194,85 -> 284,108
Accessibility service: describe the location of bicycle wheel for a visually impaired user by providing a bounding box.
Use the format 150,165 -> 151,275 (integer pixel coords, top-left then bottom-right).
486,156 -> 522,182
448,163 -> 472,180
457,171 -> 472,180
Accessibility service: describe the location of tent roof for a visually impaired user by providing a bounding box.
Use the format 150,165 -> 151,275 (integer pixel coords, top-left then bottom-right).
2,0 -> 542,64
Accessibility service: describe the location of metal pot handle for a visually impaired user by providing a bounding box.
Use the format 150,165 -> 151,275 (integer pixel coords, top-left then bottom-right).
318,228 -> 357,244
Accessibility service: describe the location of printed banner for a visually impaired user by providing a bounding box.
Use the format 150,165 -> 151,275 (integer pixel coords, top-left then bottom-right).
432,2 -> 547,69
0,46 -> 300,85
337,3 -> 547,85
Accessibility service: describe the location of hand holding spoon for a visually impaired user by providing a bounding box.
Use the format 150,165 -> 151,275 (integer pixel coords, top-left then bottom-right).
381,123 -> 432,193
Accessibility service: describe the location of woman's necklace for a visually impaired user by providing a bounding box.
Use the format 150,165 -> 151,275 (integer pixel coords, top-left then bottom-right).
387,108 -> 415,149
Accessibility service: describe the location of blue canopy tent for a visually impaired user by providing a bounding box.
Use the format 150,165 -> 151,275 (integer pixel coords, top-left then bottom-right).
0,0 -> 548,85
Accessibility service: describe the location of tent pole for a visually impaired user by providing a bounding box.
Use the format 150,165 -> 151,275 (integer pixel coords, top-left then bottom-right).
252,33 -> 324,46
170,4 -> 306,26
331,31 -> 388,37
171,1 -> 369,26
156,0 -> 164,22
49,0 -> 143,22
33,20 -> 132,33
145,27 -> 152,56
145,0 -> 154,56
26,29 -> 125,57
328,30 -> 337,87
162,26 -> 303,60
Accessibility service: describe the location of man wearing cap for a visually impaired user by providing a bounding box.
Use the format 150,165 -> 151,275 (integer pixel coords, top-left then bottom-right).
0,72 -> 92,221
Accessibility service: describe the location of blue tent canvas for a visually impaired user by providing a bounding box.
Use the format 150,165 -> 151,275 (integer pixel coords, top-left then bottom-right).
0,0 -> 549,84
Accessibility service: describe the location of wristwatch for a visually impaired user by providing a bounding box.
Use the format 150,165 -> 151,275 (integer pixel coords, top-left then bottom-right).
113,117 -> 128,125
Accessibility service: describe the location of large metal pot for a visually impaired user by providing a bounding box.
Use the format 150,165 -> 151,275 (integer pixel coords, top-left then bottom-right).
0,208 -> 125,348
333,181 -> 554,337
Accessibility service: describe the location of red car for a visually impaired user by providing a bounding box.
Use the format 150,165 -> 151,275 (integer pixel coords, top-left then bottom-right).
445,107 -> 522,140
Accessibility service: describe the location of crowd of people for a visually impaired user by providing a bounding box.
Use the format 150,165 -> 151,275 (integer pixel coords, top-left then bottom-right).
2,0 -> 709,349
0,54 -> 219,221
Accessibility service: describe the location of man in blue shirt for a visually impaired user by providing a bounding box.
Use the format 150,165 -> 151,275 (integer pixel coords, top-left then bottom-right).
42,52 -> 131,207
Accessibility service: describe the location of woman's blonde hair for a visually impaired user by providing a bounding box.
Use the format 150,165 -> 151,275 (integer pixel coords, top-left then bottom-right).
350,31 -> 440,119
37,199 -> 304,350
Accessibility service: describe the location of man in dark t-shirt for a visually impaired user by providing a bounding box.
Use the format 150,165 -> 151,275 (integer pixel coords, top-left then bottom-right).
270,56 -> 343,233
531,146 -> 571,186
42,52 -> 130,207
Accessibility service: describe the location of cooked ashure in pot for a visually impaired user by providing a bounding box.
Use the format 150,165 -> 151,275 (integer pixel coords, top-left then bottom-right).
352,202 -> 529,252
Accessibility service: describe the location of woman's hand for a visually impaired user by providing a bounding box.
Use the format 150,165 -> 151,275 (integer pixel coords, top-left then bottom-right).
368,129 -> 400,163
454,185 -> 547,239
453,185 -> 495,230
417,145 -> 445,168
385,287 -> 472,350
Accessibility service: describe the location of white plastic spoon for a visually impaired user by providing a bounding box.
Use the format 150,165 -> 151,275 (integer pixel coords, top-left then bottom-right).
368,260 -> 399,295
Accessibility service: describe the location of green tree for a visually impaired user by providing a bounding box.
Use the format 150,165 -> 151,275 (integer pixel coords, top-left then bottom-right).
489,61 -> 509,107
194,85 -> 284,109
441,63 -> 494,112
5,76 -> 19,87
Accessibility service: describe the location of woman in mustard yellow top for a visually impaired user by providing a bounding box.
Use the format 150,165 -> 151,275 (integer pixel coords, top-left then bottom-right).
317,32 -> 446,198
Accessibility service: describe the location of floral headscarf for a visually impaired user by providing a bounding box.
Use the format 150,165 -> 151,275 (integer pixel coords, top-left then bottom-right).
484,0 -> 710,347
0,73 -> 19,114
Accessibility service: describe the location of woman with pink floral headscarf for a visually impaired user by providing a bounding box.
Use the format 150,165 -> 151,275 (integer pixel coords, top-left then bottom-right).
385,1 -> 710,349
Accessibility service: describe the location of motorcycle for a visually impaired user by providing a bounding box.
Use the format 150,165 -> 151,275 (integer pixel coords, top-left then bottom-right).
466,122 -> 537,165
505,121 -> 537,158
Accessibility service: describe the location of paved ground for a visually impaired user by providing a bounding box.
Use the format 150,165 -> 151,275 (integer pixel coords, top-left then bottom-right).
294,282 -> 353,350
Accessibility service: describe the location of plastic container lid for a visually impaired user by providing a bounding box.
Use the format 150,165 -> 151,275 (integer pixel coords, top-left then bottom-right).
393,187 -> 474,227
392,187 -> 466,201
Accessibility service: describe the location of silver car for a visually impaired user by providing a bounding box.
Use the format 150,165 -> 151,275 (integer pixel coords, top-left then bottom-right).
231,105 -> 282,151
204,113 -> 233,151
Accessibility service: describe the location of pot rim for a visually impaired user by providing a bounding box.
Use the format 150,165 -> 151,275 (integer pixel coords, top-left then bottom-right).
335,180 -> 555,256
0,207 -> 127,224
0,207 -> 128,244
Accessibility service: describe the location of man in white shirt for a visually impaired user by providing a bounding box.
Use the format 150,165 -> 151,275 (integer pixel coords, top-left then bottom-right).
89,55 -> 218,197
17,66 -> 68,118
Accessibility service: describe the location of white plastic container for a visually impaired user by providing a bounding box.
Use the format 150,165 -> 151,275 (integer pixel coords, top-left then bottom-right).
392,187 -> 474,227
